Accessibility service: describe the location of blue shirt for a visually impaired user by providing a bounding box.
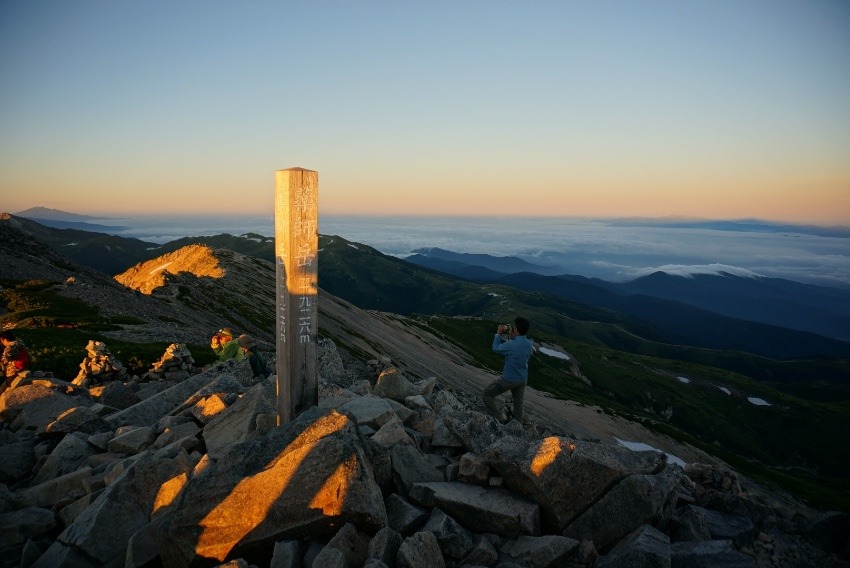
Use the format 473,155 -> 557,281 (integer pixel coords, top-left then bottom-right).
492,334 -> 533,383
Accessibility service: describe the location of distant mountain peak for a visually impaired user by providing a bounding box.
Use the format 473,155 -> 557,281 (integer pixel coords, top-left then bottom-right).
15,206 -> 105,221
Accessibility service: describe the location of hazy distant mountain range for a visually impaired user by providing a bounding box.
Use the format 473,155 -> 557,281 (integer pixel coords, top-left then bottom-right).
15,206 -> 129,232
603,216 -> 850,239
406,247 -> 850,344
4,210 -> 850,359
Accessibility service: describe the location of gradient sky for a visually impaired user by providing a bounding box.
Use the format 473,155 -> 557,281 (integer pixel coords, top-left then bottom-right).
1,1 -> 849,223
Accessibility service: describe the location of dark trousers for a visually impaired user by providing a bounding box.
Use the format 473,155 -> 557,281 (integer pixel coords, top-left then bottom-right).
482,378 -> 526,422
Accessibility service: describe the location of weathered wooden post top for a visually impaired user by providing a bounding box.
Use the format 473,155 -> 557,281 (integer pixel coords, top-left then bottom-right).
274,167 -> 319,425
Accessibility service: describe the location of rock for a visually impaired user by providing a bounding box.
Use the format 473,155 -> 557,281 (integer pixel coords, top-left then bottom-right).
373,368 -> 419,401
108,426 -> 155,455
498,534 -> 580,568
125,510 -> 173,568
0,507 -> 56,550
670,539 -> 756,567
441,409 -> 509,453
385,493 -> 429,536
371,415 -> 416,449
432,390 -> 465,416
563,467 -> 681,549
152,421 -> 201,450
31,433 -> 96,485
190,394 -> 228,424
673,505 -> 757,547
270,539 -> 302,568
17,467 -> 93,509
461,534 -> 499,567
39,406 -> 110,436
397,531 -> 446,568
367,526 -> 403,566
417,377 -> 437,396
105,368 -> 244,429
596,524 -> 670,568
160,408 -> 387,567
423,508 -> 475,560
390,444 -> 445,496
338,396 -> 399,430
409,481 -> 540,538
32,449 -> 192,568
458,452 -> 490,485
0,384 -> 85,431
431,416 -> 465,449
202,376 -> 276,460
0,437 -> 36,484
312,523 -> 369,568
486,435 -> 667,532
97,381 -> 141,410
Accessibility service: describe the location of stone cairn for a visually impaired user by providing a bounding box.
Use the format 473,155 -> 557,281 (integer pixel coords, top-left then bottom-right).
71,340 -> 128,387
142,343 -> 196,382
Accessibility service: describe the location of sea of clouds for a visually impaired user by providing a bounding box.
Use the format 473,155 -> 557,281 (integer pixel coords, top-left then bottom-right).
110,215 -> 850,289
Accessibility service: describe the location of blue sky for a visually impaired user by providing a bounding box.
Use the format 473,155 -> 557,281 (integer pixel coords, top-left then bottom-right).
1,1 -> 848,222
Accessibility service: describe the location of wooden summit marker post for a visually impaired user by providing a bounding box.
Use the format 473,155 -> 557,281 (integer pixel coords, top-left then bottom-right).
274,167 -> 319,425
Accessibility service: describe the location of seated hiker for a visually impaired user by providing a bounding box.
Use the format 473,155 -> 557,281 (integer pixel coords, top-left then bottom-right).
238,334 -> 269,378
1,331 -> 30,394
210,328 -> 244,362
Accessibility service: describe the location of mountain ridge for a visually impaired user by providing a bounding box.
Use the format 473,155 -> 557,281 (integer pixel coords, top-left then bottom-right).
407,247 -> 850,343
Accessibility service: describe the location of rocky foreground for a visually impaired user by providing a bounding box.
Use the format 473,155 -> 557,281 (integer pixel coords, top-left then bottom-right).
1,340 -> 848,568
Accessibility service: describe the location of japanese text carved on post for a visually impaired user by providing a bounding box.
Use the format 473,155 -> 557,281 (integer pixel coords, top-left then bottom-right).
274,167 -> 318,425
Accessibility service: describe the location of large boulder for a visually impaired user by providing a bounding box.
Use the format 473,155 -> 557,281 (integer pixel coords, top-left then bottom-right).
202,376 -> 276,460
31,432 -> 97,485
105,367 -> 245,429
485,434 -> 667,531
32,448 -> 193,568
161,408 -> 387,567
596,524 -> 671,568
563,467 -> 681,549
0,383 -> 89,431
409,481 -> 540,538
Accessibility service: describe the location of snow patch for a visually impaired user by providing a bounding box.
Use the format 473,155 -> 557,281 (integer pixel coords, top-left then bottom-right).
748,397 -> 771,406
539,347 -> 570,361
348,244 -> 359,250
718,386 -> 731,395
616,439 -> 686,468
634,263 -> 762,279
676,376 -> 690,384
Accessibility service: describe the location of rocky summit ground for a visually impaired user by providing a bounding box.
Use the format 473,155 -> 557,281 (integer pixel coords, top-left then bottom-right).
1,339 -> 848,568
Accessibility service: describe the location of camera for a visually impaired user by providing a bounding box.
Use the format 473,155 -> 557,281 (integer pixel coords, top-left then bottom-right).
501,324 -> 514,334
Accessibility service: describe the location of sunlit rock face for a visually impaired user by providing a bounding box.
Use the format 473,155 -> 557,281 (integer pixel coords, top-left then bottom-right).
114,244 -> 226,296
161,408 -> 387,566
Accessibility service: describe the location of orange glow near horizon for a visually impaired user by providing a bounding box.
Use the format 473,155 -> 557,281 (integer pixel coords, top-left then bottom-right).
5,171 -> 849,225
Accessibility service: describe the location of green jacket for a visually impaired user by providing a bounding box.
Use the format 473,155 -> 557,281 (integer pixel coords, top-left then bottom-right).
213,339 -> 244,362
